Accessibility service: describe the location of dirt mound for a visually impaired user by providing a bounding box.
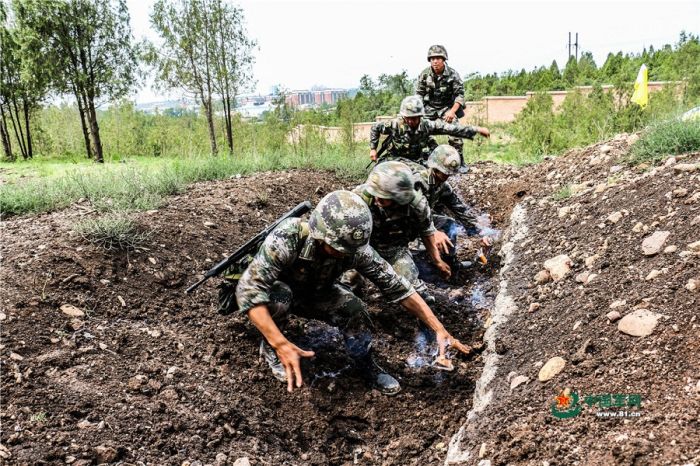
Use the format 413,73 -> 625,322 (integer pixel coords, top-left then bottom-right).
447,136 -> 700,465
1,169 -> 498,465
2,139 -> 698,465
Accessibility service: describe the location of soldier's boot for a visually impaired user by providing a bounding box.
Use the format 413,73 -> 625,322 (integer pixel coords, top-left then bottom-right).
356,353 -> 401,396
259,340 -> 286,383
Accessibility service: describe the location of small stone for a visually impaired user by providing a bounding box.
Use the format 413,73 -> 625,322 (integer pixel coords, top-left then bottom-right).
9,352 -> 23,361
600,144 -> 612,154
584,255 -> 598,268
691,215 -> 700,226
435,442 -> 445,449
128,375 -> 147,390
674,163 -> 699,172
632,222 -> 644,233
606,310 -> 622,322
534,270 -> 551,284
645,269 -> 662,280
65,456 -> 76,464
664,245 -> 678,254
478,443 -> 487,458
99,279 -> 110,285
69,319 -> 84,331
233,458 -> 251,466
673,188 -> 689,198
95,446 -> 118,464
641,231 -> 670,256
688,241 -> 700,252
573,321 -> 582,331
664,157 -> 677,167
300,453 -> 309,461
609,299 -> 626,309
672,324 -> 679,332
215,453 -> 228,464
587,273 -> 598,283
610,165 -> 623,173
594,183 -> 607,193
148,257 -> 157,265
117,296 -> 126,307
557,206 -> 572,218
544,254 -> 573,281
60,304 -> 85,318
627,134 -> 640,145
204,221 -> 217,228
510,375 -> 530,390
528,303 -> 541,313
607,211 -> 623,224
617,310 -> 661,337
575,272 -> 590,284
538,357 -> 566,381
77,420 -> 93,429
686,279 -> 699,292
0,312 -> 6,321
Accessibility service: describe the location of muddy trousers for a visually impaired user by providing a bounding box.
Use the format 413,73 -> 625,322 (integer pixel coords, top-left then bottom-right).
266,281 -> 374,360
376,246 -> 428,296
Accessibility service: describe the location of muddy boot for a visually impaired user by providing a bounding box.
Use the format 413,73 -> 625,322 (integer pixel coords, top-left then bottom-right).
357,354 -> 401,396
259,340 -> 286,383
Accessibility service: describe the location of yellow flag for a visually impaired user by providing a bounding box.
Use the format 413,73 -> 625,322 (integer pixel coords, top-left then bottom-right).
631,64 -> 648,108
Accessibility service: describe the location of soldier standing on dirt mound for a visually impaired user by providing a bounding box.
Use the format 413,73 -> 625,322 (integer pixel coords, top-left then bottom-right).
412,145 -> 492,272
235,190 -> 470,395
351,161 -> 453,303
415,45 -> 477,171
369,95 -> 489,166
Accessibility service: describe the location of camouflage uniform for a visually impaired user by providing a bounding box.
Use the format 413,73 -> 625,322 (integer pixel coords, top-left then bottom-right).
413,146 -> 480,268
415,62 -> 466,157
369,118 -> 478,165
352,184 -> 435,295
235,217 -> 414,357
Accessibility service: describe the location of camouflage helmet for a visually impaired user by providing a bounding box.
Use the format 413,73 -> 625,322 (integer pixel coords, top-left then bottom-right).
366,161 -> 416,206
427,45 -> 448,61
399,95 -> 425,117
308,191 -> 372,254
428,144 -> 463,175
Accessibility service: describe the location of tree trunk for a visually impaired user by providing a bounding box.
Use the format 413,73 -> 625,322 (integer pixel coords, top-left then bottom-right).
223,93 -> 233,154
8,99 -> 27,159
22,98 -> 33,159
74,84 -> 93,159
86,97 -> 103,163
203,97 -> 217,155
0,106 -> 13,161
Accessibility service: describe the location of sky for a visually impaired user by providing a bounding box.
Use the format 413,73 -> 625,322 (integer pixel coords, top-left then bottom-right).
126,0 -> 700,102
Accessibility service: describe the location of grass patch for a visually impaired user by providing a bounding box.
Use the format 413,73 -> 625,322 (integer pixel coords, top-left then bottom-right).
629,118 -> 700,164
73,213 -> 151,251
0,147 -> 367,217
552,184 -> 573,201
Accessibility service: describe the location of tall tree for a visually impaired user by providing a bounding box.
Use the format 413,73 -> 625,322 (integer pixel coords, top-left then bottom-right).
148,0 -> 256,156
14,0 -> 138,162
210,0 -> 255,154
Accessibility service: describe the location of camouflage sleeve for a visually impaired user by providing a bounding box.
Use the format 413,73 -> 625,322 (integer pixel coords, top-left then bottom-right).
425,119 -> 477,139
415,68 -> 428,98
450,69 -> 465,107
440,183 -> 479,235
370,121 -> 391,150
412,193 -> 437,237
354,246 -> 414,302
235,218 -> 300,314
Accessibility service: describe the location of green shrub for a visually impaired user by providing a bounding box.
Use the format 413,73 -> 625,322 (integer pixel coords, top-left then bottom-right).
73,214 -> 151,250
629,117 -> 700,164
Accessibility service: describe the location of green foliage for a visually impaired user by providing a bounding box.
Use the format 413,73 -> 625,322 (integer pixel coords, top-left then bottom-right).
73,213 -> 151,250
552,185 -> 573,201
629,117 -> 700,164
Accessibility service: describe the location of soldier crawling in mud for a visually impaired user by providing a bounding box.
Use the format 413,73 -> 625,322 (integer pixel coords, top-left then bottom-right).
350,161 -> 454,304
369,95 -> 489,167
415,45 -> 472,171
235,191 -> 470,395
411,145 -> 492,273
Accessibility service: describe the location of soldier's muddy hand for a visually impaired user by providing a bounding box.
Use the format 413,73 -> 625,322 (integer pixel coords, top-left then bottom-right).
433,230 -> 454,255
436,330 -> 471,359
477,127 -> 490,138
435,259 -> 452,280
370,149 -> 378,161
275,341 -> 315,393
444,109 -> 456,123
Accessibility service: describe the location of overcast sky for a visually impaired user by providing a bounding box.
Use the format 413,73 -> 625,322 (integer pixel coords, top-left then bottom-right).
126,0 -> 700,102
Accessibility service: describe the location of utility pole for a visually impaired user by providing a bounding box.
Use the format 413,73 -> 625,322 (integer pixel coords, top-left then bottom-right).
575,32 -> 579,61
568,32 -> 571,59
568,32 -> 580,60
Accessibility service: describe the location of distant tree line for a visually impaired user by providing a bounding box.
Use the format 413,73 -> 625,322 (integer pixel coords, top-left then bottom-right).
0,0 -> 255,162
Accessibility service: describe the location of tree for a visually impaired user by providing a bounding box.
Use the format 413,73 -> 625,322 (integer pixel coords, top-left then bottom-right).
210,0 -> 255,154
148,0 -> 256,156
14,0 -> 138,162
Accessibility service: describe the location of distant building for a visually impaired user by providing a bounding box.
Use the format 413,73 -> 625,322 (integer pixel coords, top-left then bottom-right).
285,89 -> 347,107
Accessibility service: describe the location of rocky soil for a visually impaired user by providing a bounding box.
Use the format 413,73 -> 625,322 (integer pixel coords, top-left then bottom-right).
1,135 -> 699,466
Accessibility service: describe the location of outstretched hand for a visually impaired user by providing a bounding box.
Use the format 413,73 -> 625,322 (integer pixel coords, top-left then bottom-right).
436,330 -> 472,361
433,230 -> 454,255
275,341 -> 315,393
477,127 -> 491,138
